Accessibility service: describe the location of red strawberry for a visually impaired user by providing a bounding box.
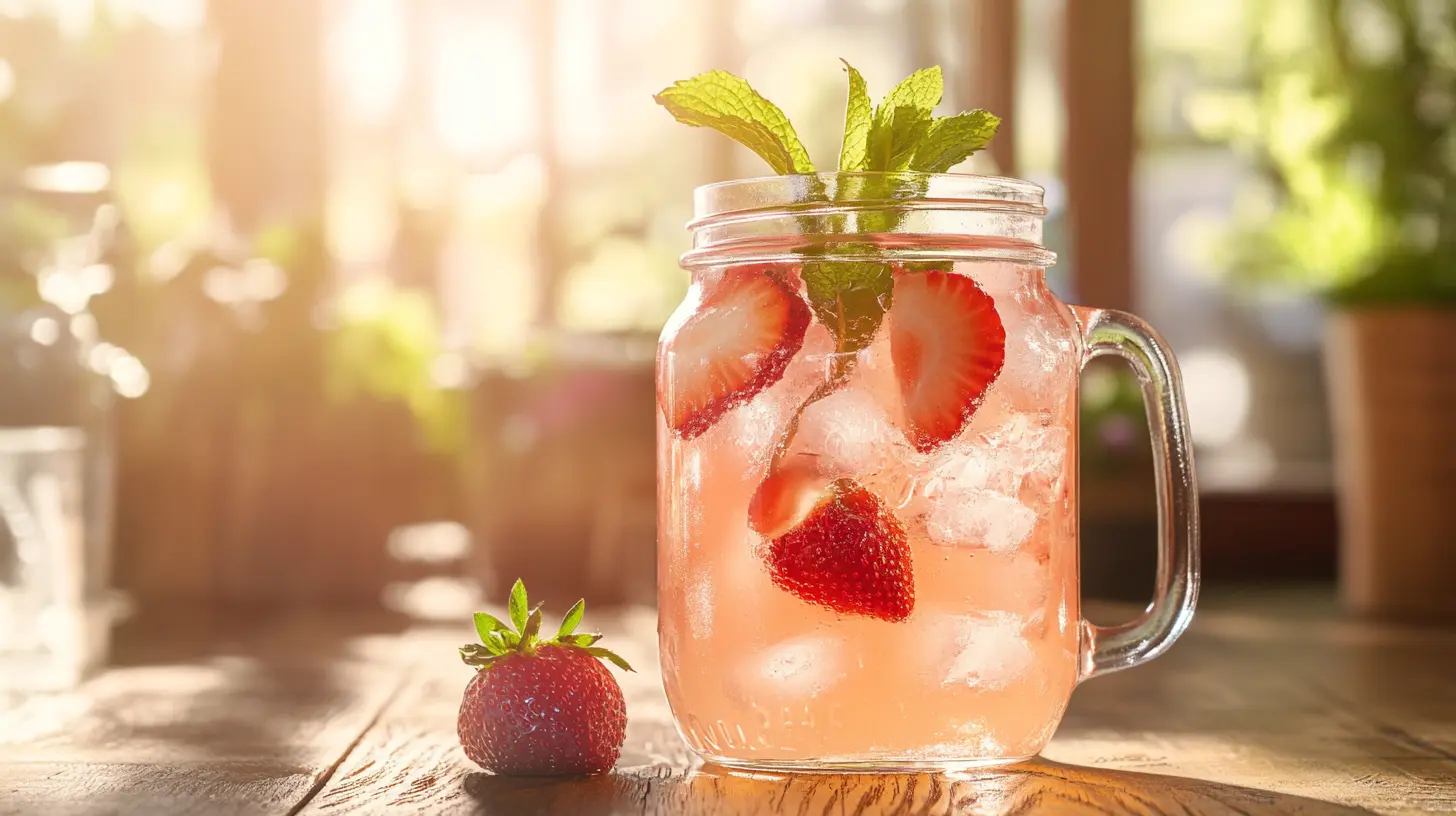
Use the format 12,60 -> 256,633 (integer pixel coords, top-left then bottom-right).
458,581 -> 632,776
659,265 -> 810,439
765,478 -> 914,622
890,268 -> 1006,453
747,453 -> 831,538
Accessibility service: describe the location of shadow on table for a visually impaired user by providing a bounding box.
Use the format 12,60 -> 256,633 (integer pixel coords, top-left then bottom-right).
461,758 -> 1374,815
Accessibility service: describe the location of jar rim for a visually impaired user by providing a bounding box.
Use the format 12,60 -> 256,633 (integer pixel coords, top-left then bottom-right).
691,171 -> 1046,227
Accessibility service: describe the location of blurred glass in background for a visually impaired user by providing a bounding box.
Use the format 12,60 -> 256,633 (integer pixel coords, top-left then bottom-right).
0,163 -> 128,688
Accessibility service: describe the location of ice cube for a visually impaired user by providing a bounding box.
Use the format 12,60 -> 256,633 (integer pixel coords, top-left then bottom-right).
743,635 -> 845,698
794,387 -> 911,474
924,414 -> 1069,497
925,488 -> 1038,552
932,612 -> 1037,689
995,292 -> 1077,410
727,391 -> 788,453
926,442 -> 1019,496
978,550 -> 1053,619
990,414 -> 1069,480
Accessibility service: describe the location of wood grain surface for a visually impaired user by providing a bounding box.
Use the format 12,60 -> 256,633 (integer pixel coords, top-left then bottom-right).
4,591 -> 1456,815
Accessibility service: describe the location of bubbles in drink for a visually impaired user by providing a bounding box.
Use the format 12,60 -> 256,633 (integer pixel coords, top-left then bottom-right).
687,576 -> 714,640
660,259 -> 1084,764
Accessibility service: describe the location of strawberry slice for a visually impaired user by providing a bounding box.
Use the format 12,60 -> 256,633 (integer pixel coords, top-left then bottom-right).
765,478 -> 914,622
890,268 -> 1006,453
748,454 -> 831,539
659,265 -> 810,439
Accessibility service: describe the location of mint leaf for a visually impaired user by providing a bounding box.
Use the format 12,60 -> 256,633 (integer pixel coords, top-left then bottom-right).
557,599 -> 585,638
867,105 -> 933,171
864,66 -> 942,171
655,70 -> 814,174
507,579 -> 528,631
801,259 -> 894,354
838,60 -> 872,171
473,612 -> 509,643
911,110 -> 1001,173
879,65 -> 944,114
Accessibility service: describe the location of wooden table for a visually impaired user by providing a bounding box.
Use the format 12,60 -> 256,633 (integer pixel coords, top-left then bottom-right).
3,589 -> 1455,815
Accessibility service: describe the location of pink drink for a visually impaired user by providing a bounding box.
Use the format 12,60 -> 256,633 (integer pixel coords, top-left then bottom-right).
658,257 -> 1082,769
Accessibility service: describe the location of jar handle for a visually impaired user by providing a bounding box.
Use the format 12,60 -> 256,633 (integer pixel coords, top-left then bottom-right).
1074,307 -> 1200,680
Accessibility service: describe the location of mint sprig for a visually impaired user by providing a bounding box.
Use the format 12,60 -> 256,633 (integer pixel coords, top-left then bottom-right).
656,61 -> 1001,478
460,579 -> 634,673
865,66 -> 942,172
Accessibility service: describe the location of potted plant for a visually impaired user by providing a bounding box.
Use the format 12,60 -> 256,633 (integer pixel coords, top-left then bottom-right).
1208,0 -> 1456,617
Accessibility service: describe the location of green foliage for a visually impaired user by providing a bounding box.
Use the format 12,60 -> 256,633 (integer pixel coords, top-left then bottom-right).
460,579 -> 633,673
1200,0 -> 1456,305
324,278 -> 465,455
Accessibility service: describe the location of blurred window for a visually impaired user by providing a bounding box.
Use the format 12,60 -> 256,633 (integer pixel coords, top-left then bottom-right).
1136,0 -> 1332,493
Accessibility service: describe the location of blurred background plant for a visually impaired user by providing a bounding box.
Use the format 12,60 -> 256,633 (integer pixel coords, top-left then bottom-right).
1200,0 -> 1456,305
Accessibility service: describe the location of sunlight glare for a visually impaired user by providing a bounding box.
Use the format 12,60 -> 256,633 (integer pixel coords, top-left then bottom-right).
330,0 -> 406,124
555,0 -> 604,162
431,16 -> 532,157
1181,347 -> 1251,448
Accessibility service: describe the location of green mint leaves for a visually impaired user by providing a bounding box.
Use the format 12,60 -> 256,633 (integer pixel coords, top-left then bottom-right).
801,259 -> 894,356
460,580 -> 634,673
654,70 -> 815,174
656,61 -> 1001,357
838,61 -> 873,171
654,63 -> 999,177
913,110 -> 1002,173
865,66 -> 942,171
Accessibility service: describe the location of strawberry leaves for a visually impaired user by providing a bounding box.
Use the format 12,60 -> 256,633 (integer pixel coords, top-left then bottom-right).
507,578 -> 528,631
584,646 -> 634,673
473,611 -> 510,642
460,580 -> 634,673
557,599 -> 585,638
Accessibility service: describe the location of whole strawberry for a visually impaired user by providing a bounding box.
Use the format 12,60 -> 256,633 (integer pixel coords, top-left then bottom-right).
458,580 -> 632,776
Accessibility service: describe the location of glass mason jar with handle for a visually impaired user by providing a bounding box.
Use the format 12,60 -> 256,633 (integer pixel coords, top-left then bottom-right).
656,173 -> 1198,771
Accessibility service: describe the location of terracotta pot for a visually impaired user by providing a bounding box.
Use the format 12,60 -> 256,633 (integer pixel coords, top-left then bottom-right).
1325,308 -> 1456,619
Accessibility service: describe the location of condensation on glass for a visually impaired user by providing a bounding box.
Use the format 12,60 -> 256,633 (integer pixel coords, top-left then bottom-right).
655,173 -> 1199,771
